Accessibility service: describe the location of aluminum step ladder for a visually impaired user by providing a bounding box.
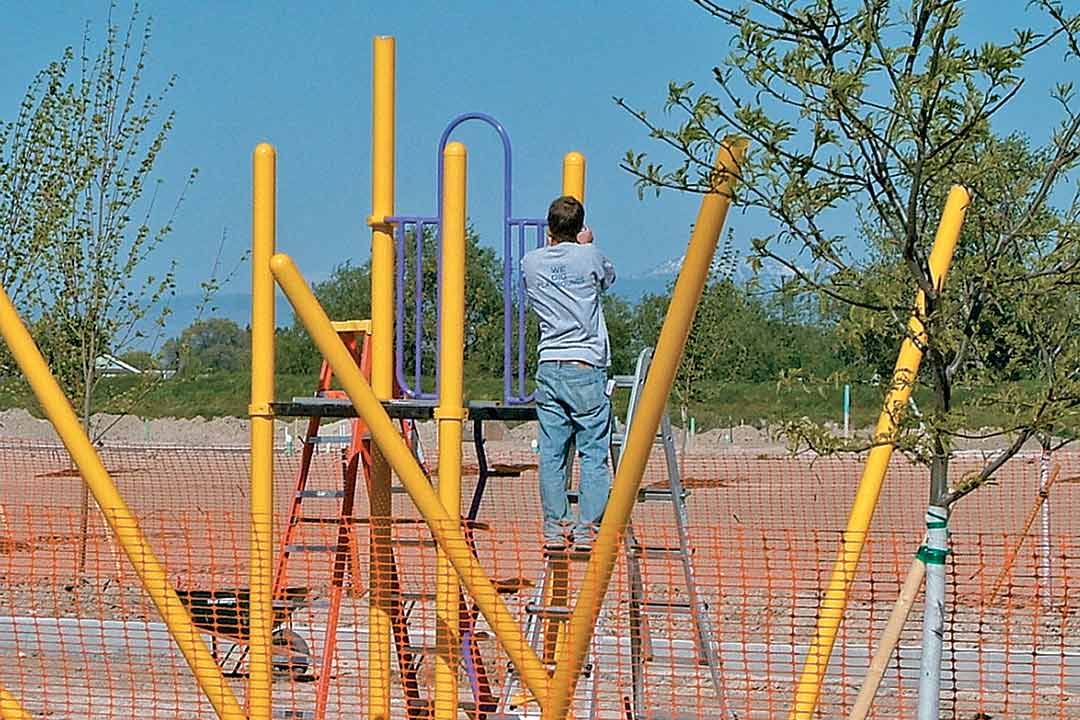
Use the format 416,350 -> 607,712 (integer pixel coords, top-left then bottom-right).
612,347 -> 725,720
494,544 -> 602,720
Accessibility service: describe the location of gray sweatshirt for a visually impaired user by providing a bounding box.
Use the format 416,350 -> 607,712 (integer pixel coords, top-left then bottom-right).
521,242 -> 617,367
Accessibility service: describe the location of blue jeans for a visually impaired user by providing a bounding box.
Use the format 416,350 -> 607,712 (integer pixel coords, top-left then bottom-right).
534,361 -> 612,542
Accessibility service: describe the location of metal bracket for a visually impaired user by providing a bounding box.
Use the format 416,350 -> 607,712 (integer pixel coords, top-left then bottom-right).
247,402 -> 275,418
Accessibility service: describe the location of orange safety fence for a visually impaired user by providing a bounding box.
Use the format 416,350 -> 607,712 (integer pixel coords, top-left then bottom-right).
0,439 -> 1077,719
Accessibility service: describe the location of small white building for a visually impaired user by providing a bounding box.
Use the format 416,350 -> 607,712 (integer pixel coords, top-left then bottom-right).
95,354 -> 143,377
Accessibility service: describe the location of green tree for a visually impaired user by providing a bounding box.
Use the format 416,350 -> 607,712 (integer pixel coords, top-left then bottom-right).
162,318 -> 250,375
31,7 -> 197,425
277,225 -> 506,384
6,5 -> 202,577
119,350 -> 158,371
620,2 -> 1080,712
602,294 -> 638,375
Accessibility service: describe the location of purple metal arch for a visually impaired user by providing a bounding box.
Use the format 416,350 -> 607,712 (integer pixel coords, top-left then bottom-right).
391,112 -> 545,403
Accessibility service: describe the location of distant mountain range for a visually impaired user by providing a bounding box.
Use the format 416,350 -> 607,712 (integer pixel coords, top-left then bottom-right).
612,254 -> 789,303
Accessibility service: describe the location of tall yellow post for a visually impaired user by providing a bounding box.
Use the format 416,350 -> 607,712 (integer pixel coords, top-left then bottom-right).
434,140 -> 467,720
249,142 -> 277,720
561,151 -> 585,203
270,254 -> 554,706
0,287 -> 245,720
0,685 -> 31,720
543,140 -> 746,720
367,34 -> 396,720
788,185 -> 970,719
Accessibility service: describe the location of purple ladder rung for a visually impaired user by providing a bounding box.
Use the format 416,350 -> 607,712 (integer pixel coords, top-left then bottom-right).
390,215 -> 438,400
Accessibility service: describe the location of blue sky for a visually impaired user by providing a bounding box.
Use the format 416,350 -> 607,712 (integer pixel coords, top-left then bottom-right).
0,1 -> 1068,300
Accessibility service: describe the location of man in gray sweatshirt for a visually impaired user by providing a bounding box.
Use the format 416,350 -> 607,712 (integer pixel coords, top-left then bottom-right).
521,195 -> 616,551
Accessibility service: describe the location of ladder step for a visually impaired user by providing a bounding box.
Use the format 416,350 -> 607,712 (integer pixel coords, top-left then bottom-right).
612,375 -> 637,387
629,544 -> 685,558
285,544 -> 336,553
610,432 -> 663,446
524,603 -> 571,620
568,488 -> 689,503
638,487 -> 690,502
543,547 -> 593,562
298,516 -> 338,524
395,537 -> 436,547
641,600 -> 705,613
296,489 -> 345,499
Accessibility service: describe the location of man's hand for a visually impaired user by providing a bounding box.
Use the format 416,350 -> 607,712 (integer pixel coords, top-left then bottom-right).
576,225 -> 594,244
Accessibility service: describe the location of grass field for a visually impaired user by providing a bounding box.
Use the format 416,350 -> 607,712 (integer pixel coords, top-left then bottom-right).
0,370 -> 1029,431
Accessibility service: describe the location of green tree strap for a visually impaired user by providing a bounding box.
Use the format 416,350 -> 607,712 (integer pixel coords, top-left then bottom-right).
917,545 -> 949,565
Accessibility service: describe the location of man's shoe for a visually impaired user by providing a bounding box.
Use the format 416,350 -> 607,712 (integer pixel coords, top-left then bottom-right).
544,535 -> 570,552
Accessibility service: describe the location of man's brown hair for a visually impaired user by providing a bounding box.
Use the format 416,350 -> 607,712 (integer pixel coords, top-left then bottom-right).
546,195 -> 584,243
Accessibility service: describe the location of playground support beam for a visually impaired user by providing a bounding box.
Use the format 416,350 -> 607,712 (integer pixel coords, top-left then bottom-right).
270,253 -> 554,708
0,285 -> 246,720
543,139 -> 747,720
368,34 -> 396,720
0,685 -> 31,720
249,141 -> 277,720
562,152 -> 585,203
788,185 -> 971,720
435,141 -> 467,720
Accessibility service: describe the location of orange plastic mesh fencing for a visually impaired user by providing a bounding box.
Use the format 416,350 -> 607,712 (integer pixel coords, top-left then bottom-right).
1,439 -> 1077,719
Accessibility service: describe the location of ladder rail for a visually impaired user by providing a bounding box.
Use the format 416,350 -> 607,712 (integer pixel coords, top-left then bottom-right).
617,347 -> 727,720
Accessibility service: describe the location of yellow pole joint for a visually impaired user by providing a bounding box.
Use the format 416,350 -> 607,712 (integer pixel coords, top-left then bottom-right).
788,185 -> 970,720
435,140 -> 467,720
0,283 -> 246,720
270,253 -> 553,708
543,139 -> 747,720
249,141 -> 277,720
370,35 -> 397,720
0,685 -> 31,720
561,151 -> 585,203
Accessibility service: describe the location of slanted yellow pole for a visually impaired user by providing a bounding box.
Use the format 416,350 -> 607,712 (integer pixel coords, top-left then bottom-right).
0,290 -> 245,720
788,185 -> 970,719
434,140 -> 467,720
0,686 -> 31,720
271,253 -> 553,706
249,141 -> 277,720
561,152 -> 585,203
367,34 -> 396,720
543,139 -> 746,720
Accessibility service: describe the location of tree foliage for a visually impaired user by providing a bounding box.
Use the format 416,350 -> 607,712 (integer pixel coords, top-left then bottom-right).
3,6 -> 199,434
162,318 -> 250,375
620,0 -> 1080,505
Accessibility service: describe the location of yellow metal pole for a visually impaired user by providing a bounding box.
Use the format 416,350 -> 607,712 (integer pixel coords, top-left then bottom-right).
249,141 -> 277,720
0,287 -> 245,720
0,686 -> 31,720
561,151 -> 585,203
270,253 -> 553,705
367,34 -> 396,720
543,140 -> 746,720
788,185 -> 970,720
434,140 -> 467,720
